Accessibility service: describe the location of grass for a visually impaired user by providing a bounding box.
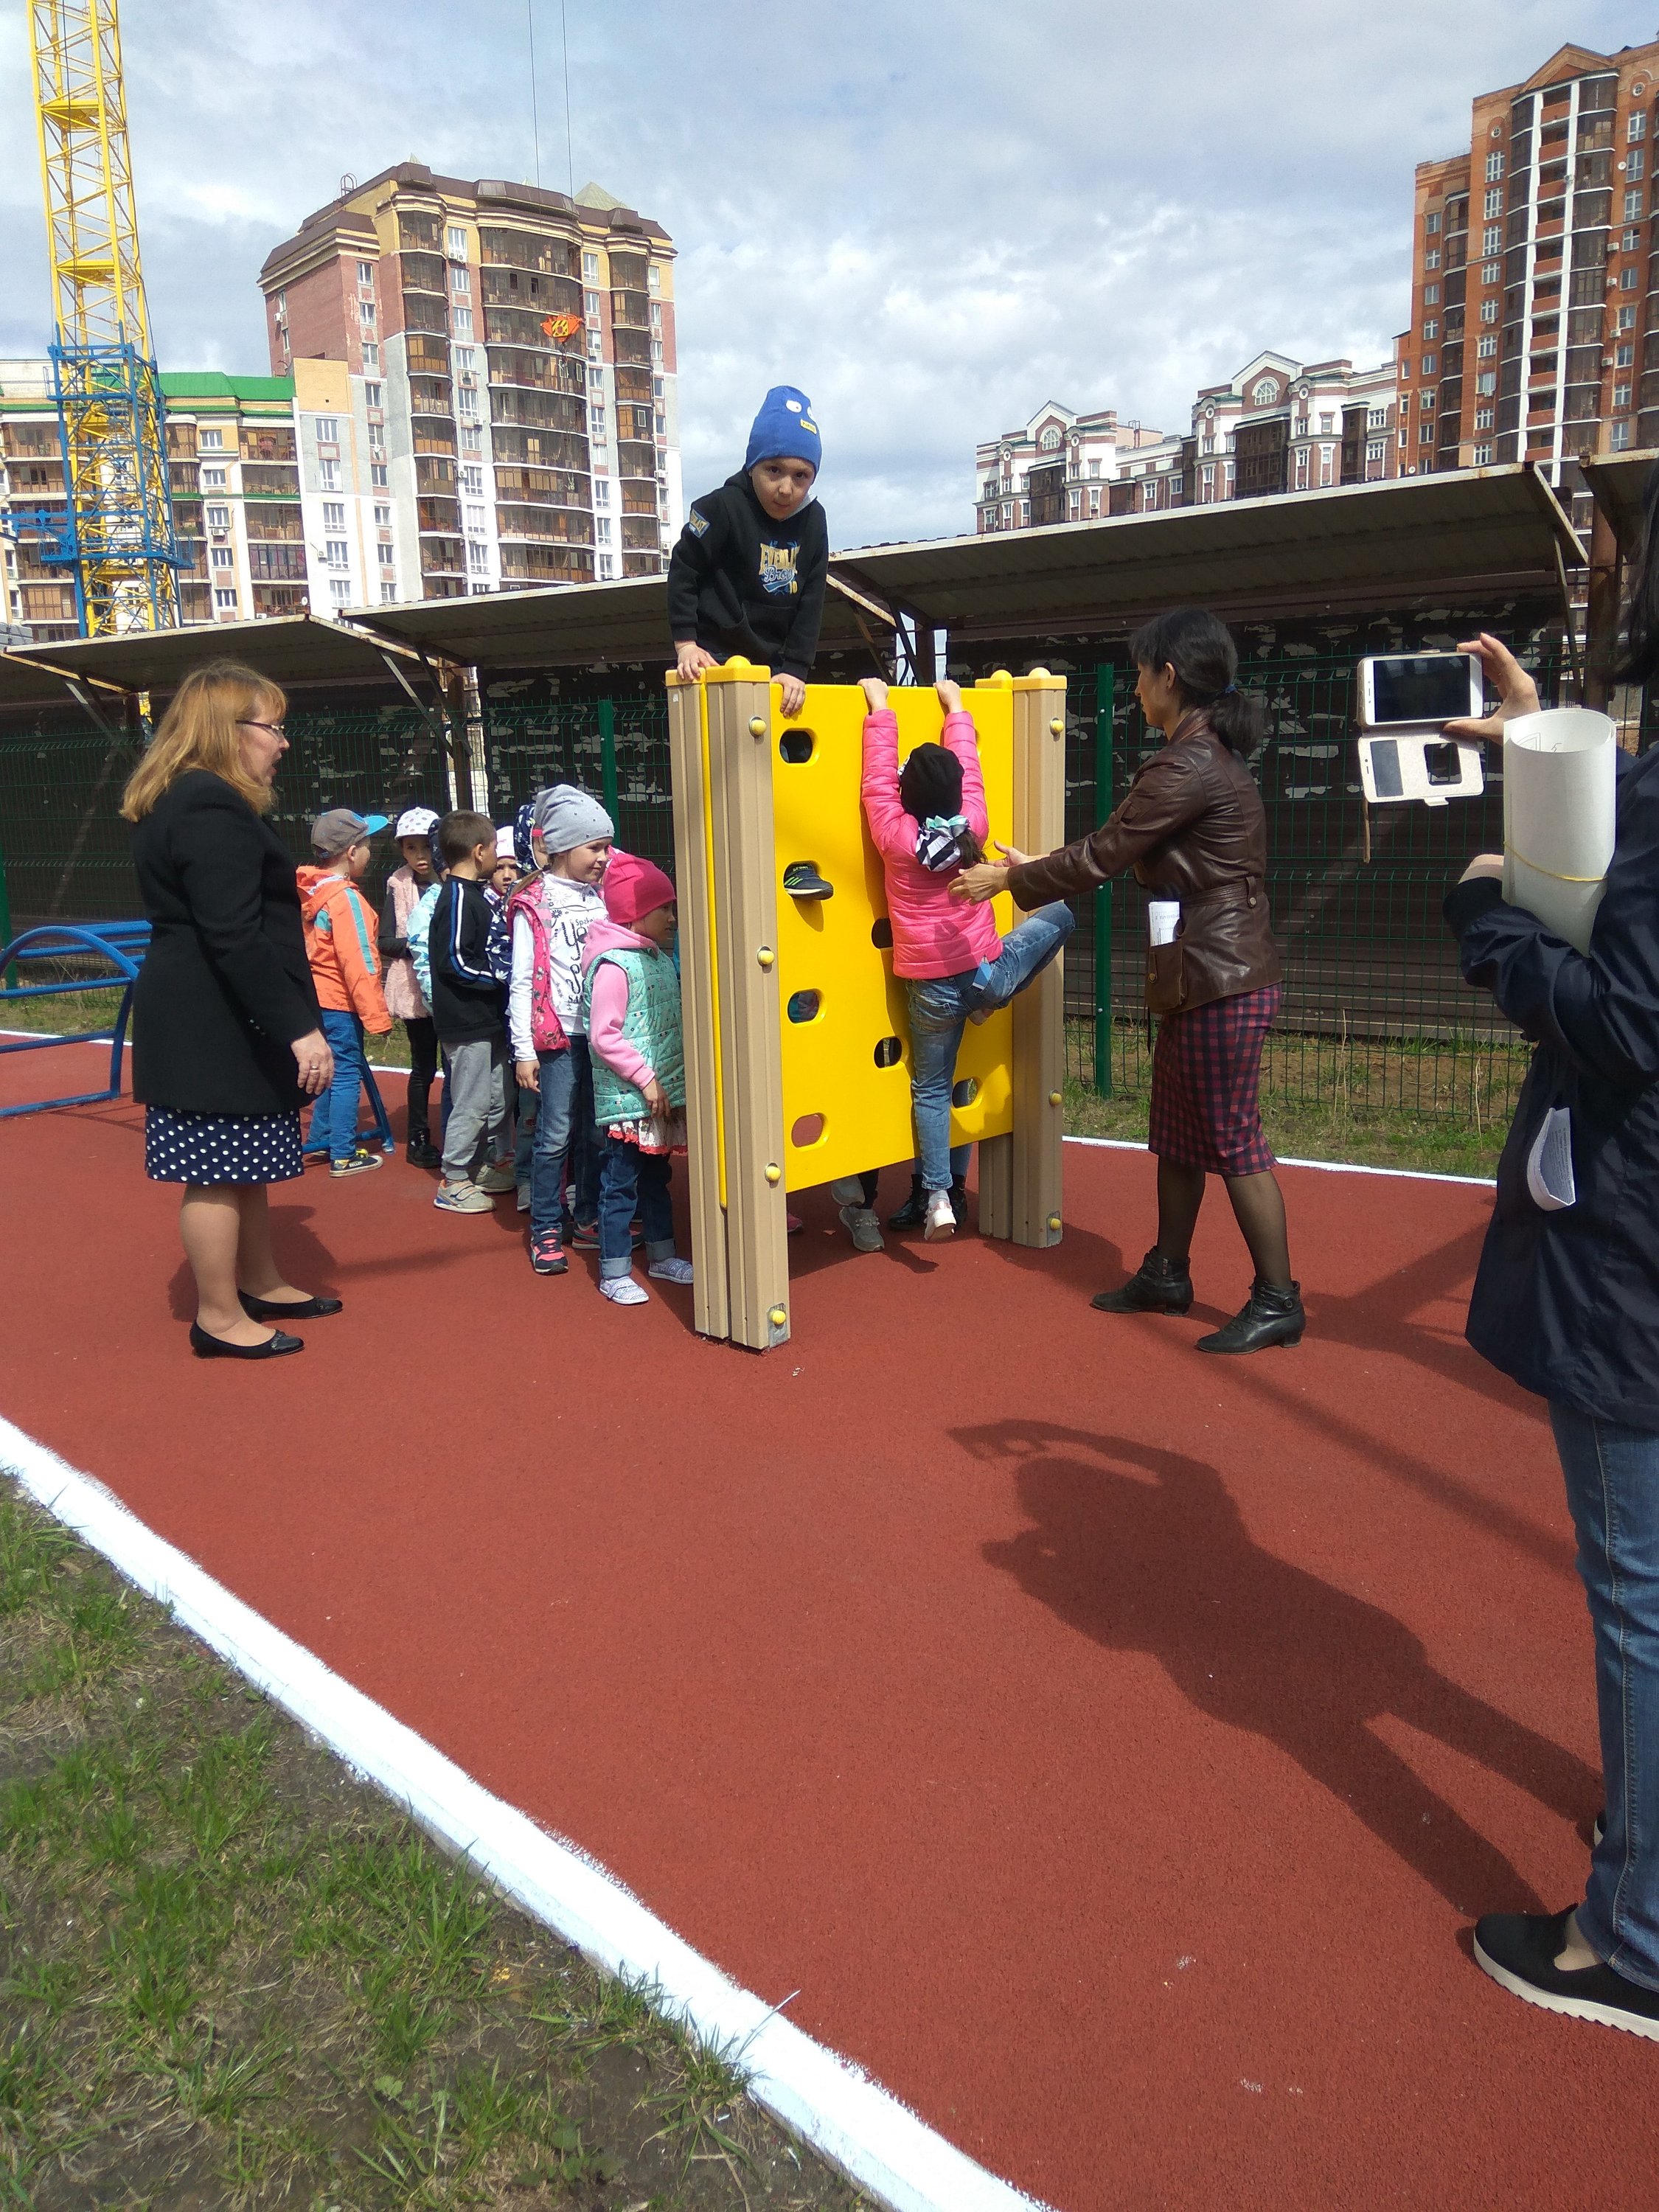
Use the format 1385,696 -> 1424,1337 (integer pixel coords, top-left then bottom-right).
0,1479 -> 872,2210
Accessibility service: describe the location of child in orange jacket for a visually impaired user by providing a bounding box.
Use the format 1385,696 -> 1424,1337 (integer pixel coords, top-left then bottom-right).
297,808 -> 392,1175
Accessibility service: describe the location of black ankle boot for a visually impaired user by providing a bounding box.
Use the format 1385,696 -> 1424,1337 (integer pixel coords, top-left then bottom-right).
1091,1248 -> 1193,1315
406,1134 -> 441,1169
948,1178 -> 969,1230
888,1175 -> 926,1231
1194,1278 -> 1304,1354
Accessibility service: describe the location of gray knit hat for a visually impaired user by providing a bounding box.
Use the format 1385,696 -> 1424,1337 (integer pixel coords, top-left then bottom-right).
533,783 -> 614,854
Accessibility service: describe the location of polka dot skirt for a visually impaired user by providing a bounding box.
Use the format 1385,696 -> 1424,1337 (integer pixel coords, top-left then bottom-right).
144,1106 -> 305,1186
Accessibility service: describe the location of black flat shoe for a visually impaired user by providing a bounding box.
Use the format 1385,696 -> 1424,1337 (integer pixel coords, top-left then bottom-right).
239,1290 -> 342,1321
1092,1248 -> 1194,1315
190,1321 -> 304,1360
1474,1907 -> 1659,2040
1194,1278 -> 1304,1353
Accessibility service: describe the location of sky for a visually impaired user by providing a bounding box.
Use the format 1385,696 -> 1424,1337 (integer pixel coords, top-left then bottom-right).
0,1 -> 1652,547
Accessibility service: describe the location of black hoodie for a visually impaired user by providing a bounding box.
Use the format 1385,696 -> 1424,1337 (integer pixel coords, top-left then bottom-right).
666,470 -> 829,681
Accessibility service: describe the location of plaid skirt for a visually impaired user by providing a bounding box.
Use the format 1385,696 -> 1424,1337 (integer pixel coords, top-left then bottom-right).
1147,984 -> 1280,1175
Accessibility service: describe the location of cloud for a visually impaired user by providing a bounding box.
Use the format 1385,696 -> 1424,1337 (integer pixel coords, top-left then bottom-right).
0,0 -> 1648,540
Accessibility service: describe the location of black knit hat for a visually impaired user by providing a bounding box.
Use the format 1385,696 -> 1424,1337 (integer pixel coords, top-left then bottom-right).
898,742 -> 963,822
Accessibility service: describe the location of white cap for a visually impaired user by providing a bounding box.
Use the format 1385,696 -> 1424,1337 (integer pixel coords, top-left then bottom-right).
394,806 -> 439,838
496,826 -> 518,861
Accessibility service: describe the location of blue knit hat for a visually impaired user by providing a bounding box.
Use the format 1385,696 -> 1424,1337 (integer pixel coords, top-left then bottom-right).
744,386 -> 821,475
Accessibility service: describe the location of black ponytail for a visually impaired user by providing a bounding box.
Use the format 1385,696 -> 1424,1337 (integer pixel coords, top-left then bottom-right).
1128,606 -> 1264,755
1619,459 -> 1659,685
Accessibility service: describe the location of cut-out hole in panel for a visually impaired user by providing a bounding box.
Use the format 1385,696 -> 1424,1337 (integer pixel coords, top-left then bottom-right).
870,917 -> 894,949
778,729 -> 815,764
952,1077 -> 979,1108
786,990 -> 822,1023
873,1035 -> 902,1068
790,1113 -> 827,1148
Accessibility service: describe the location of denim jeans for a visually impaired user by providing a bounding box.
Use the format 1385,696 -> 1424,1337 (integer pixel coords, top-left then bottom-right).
530,1037 -> 601,1239
311,1007 -> 369,1164
904,902 -> 1075,1191
597,1135 -> 675,1278
1550,1400 -> 1659,1991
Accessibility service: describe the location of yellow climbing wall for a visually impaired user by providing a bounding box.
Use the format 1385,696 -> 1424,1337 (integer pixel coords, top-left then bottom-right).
767,678 -> 1018,1194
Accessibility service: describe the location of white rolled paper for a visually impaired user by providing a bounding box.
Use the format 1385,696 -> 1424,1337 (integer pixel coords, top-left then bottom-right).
1501,707 -> 1618,953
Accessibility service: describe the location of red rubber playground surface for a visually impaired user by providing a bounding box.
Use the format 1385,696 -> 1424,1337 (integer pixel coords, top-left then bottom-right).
4,1047 -> 1658,2210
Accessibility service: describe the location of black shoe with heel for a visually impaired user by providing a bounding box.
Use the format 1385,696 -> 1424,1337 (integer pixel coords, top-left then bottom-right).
1194,1278 -> 1304,1354
888,1175 -> 969,1233
1091,1248 -> 1194,1315
239,1290 -> 342,1321
190,1321 -> 304,1360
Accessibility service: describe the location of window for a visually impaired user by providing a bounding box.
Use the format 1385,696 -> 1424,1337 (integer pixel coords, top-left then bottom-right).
1624,265 -> 1640,289
653,375 -> 664,397
1088,487 -> 1101,515
456,387 -> 479,419
1425,209 -> 1441,233
1422,320 -> 1439,341
594,478 -> 610,507
460,423 -> 482,453
1626,227 -> 1643,251
210,546 -> 234,569
582,251 -> 599,280
464,503 -> 486,534
1484,188 -> 1503,218
324,538 -> 349,568
1619,304 -> 1638,330
1615,383 -> 1633,409
318,459 -> 341,490
587,330 -> 602,361
461,465 -> 483,495
654,412 -> 666,436
1039,425 -> 1062,449
1422,352 -> 1438,373
466,541 -> 488,574
374,503 -> 392,527
329,577 -> 351,605
1486,150 -> 1504,180
1473,406 -> 1494,428
363,381 -> 383,409
198,427 -> 223,451
214,586 -> 237,611
370,462 -> 388,487
1399,359 -> 1411,378
451,265 -> 470,295
1475,370 -> 1496,394
1424,284 -> 1440,303
584,290 -> 601,317
321,500 -> 345,529
588,366 -> 604,388
357,260 -> 374,285
590,407 -> 606,436
1632,148 -> 1648,179
314,417 -> 338,443
446,225 -> 467,260
453,346 -> 478,374
647,263 -> 661,293
1627,189 -> 1646,221
650,302 -> 661,329
1425,249 -> 1441,270
1480,299 -> 1499,323
1318,411 -> 1335,433
595,515 -> 612,543
1251,378 -> 1279,403
358,300 -> 376,327
1632,112 -> 1648,142
1088,458 -> 1101,477
1419,422 -> 1435,444
1368,406 -> 1388,427
201,465 -> 227,490
1201,434 -> 1215,453
1474,442 -> 1494,464
453,307 -> 474,337
1482,260 -> 1500,285
1484,224 -> 1502,253
1366,439 -> 1385,462
206,503 -> 231,530
1618,341 -> 1636,367
650,339 -> 664,365
362,341 -> 379,369
1421,386 -> 1436,408
597,552 -> 614,579
1478,334 -> 1498,358
380,580 -> 398,602
1613,420 -> 1634,448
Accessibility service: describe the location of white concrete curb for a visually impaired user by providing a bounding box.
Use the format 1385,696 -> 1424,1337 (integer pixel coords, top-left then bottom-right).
1062,1133 -> 1496,1189
0,1413 -> 1051,2212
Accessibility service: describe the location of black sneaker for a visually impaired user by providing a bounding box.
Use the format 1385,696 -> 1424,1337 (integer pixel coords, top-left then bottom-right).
782,861 -> 834,899
406,1137 -> 441,1169
1474,1907 -> 1659,2040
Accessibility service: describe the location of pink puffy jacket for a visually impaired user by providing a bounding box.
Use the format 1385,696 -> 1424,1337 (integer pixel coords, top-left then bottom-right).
860,707 -> 1003,981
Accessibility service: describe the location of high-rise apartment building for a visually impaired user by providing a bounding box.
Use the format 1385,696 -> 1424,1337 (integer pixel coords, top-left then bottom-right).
258,164 -> 680,599
1402,38 -> 1659,513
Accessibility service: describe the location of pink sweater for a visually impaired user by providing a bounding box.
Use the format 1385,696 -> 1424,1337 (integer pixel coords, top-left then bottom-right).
860,707 -> 1003,980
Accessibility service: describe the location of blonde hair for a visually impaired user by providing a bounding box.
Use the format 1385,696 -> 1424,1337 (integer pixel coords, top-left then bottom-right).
119,660 -> 288,821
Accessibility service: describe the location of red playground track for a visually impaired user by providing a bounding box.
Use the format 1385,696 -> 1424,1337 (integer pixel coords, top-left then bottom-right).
4,1050 -> 1656,2211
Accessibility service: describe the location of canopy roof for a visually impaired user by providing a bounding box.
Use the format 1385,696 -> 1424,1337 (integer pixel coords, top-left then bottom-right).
827,464 -> 1584,640
15,614 -> 423,697
1580,448 -> 1658,554
0,651 -> 91,709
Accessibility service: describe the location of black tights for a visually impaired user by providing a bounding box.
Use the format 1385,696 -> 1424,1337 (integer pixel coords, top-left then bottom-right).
404,1016 -> 439,1140
1153,1157 -> 1293,1289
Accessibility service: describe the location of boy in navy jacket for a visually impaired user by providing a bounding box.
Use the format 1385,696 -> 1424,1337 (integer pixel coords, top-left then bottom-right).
428,810 -> 515,1214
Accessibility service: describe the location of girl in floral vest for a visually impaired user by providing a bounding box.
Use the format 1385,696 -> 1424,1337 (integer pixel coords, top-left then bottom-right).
579,852 -> 692,1307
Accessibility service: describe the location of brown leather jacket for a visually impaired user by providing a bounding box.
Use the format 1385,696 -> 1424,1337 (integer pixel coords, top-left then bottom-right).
1007,709 -> 1281,1013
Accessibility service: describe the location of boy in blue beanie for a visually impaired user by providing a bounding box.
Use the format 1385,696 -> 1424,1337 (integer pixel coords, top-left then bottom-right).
668,385 -> 828,716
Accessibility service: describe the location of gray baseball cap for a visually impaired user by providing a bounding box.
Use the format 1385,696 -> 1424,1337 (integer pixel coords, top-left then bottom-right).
311,807 -> 389,858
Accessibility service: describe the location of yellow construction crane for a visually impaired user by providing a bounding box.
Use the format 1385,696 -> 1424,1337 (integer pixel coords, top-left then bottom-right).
25,0 -> 181,633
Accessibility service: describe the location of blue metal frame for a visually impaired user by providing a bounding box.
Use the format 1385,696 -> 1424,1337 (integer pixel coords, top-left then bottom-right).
0,921 -> 149,1118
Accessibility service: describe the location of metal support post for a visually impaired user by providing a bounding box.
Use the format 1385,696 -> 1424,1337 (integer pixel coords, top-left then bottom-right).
1093,664 -> 1115,1096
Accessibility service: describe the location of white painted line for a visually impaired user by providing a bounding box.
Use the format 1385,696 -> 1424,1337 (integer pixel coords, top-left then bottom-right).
1061,1133 -> 1495,1189
0,1414 -> 1050,2212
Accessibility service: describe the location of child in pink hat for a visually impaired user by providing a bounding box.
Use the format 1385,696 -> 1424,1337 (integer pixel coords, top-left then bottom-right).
579,853 -> 693,1306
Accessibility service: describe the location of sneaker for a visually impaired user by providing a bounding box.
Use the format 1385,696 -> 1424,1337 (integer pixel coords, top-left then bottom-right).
787,1211 -> 804,1236
570,1221 -> 642,1251
434,1179 -> 493,1214
840,1203 -> 884,1253
516,1183 -> 532,1212
782,860 -> 834,900
599,1274 -> 650,1305
474,1160 -> 516,1194
530,1229 -> 567,1275
830,1176 -> 868,1207
330,1148 -> 383,1178
923,1189 -> 956,1241
1473,1907 -> 1659,2041
647,1255 -> 694,1284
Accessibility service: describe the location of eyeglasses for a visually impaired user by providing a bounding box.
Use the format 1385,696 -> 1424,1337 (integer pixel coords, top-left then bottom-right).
237,719 -> 286,739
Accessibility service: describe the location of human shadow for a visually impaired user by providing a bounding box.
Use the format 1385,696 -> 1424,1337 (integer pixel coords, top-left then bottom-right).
965,1418 -> 1599,1915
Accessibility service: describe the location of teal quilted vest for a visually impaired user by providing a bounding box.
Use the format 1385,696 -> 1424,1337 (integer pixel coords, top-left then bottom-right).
583,945 -> 686,1124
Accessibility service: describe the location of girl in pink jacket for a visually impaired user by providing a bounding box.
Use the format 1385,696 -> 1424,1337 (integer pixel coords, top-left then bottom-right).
859,675 -> 1074,1240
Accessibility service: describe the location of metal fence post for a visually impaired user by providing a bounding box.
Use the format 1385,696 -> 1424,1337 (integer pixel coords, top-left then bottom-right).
0,830 -> 13,981
1093,664 -> 1115,1097
597,698 -> 620,826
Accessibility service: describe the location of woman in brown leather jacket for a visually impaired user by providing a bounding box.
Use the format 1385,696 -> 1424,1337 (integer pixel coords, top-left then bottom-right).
954,607 -> 1301,1353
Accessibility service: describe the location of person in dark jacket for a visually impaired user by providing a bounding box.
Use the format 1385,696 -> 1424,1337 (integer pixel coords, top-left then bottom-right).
954,607 -> 1299,1353
122,660 -> 338,1360
667,385 -> 827,718
427,810 -> 515,1214
1441,623 -> 1659,2039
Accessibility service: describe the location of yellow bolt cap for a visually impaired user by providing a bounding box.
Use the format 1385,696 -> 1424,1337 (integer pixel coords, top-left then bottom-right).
768,1306 -> 788,1329
748,716 -> 767,737
1048,1090 -> 1062,1106
757,946 -> 774,969
1047,1214 -> 1062,1232
765,1163 -> 781,1185
1049,717 -> 1065,737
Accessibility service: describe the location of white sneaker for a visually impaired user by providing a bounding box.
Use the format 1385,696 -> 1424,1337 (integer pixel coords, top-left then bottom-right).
647,1255 -> 694,1284
434,1179 -> 493,1214
923,1189 -> 957,1241
599,1275 -> 650,1305
515,1183 -> 532,1211
474,1160 -> 516,1194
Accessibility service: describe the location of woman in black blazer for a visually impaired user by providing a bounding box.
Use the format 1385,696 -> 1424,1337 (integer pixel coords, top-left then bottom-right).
123,661 -> 338,1359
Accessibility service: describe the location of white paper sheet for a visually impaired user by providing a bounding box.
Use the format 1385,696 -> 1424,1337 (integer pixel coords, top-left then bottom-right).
1501,707 -> 1617,953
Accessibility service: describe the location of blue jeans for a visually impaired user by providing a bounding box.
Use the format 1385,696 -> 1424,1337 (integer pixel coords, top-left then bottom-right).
529,1037 -> 601,1239
1551,1401 -> 1659,1990
311,1008 -> 368,1164
904,902 -> 1075,1192
597,1136 -> 675,1279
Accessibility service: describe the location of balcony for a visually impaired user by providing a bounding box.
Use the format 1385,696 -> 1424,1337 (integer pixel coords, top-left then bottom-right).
622,550 -> 663,578
478,227 -> 578,278
616,439 -> 656,481
399,251 -> 447,295
240,428 -> 296,462
248,543 -> 307,581
415,456 -> 458,494
486,344 -> 585,393
245,504 -> 304,542
611,328 -> 652,367
494,504 -> 593,541
620,483 -> 658,515
481,270 -> 582,316
419,538 -> 465,575
487,425 -> 588,470
490,386 -> 585,433
491,464 -> 588,504
398,212 -> 442,250
252,583 -> 307,616
408,375 -> 455,417
611,290 -> 651,330
498,541 -> 594,582
242,464 -> 299,498
403,291 -> 451,336
417,496 -> 462,532
620,513 -> 660,550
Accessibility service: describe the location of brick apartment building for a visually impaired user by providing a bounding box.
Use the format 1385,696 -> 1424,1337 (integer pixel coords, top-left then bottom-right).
975,351 -> 1398,532
259,164 -> 681,602
1400,38 -> 1659,549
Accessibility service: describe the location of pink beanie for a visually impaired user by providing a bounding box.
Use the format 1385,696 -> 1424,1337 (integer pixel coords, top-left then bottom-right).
602,850 -> 675,928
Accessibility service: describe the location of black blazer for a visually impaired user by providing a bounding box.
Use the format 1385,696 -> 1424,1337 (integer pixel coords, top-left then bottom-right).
131,771 -> 321,1116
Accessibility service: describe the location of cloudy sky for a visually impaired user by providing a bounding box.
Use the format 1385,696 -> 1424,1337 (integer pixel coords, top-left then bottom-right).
0,1 -> 1649,545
